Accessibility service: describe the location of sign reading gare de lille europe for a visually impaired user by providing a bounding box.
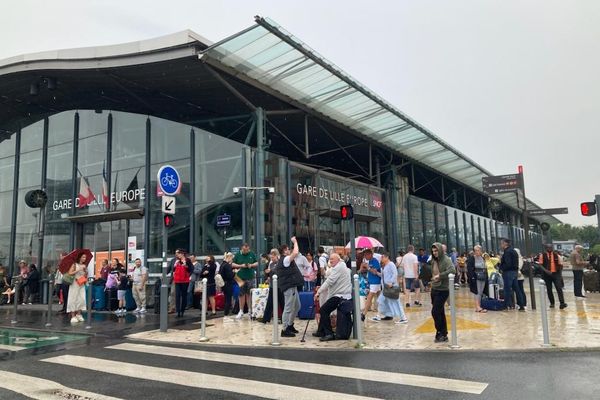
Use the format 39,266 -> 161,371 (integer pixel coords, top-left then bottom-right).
51,188 -> 146,211
295,183 -> 383,210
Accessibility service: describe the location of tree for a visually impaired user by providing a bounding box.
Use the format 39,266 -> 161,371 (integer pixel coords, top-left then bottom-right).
549,224 -> 600,248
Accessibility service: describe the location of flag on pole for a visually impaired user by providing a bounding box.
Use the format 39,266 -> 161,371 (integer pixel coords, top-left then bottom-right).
124,168 -> 140,207
77,176 -> 95,208
102,161 -> 109,210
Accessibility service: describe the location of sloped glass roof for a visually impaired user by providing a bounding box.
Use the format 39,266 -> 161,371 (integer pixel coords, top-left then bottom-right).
203,16 -> 559,224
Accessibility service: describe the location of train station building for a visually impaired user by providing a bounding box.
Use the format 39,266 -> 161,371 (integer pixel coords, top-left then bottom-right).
0,17 -> 557,276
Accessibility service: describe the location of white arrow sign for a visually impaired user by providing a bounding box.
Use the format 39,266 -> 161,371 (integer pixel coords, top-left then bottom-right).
161,195 -> 176,215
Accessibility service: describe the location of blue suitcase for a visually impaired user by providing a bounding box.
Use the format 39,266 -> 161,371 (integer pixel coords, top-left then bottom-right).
481,297 -> 506,311
125,288 -> 137,310
92,285 -> 106,310
297,291 -> 315,319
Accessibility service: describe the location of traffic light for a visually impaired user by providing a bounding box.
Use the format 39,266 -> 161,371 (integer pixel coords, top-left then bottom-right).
340,204 -> 354,220
581,202 -> 597,216
163,214 -> 175,227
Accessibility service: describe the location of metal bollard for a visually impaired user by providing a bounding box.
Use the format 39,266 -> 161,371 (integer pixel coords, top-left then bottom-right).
448,274 -> 460,349
271,275 -> 280,346
85,277 -> 93,330
538,279 -> 551,347
352,274 -> 364,347
160,255 -> 168,333
46,278 -> 54,328
199,278 -> 209,342
11,279 -> 19,325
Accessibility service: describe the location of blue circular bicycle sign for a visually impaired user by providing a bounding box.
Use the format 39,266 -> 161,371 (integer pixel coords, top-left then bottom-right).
157,165 -> 182,196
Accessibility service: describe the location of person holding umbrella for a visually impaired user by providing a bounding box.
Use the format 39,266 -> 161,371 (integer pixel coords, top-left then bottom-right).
66,252 -> 89,324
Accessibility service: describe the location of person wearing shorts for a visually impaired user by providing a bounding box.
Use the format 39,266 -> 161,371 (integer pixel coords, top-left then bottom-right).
362,249 -> 381,320
115,263 -> 129,317
401,245 -> 421,307
232,243 -> 258,320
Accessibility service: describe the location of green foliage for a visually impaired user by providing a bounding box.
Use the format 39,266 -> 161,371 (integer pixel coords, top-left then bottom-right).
591,244 -> 600,255
549,224 -> 600,248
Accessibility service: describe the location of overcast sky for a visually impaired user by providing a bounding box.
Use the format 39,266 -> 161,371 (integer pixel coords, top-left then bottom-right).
1,0 -> 598,226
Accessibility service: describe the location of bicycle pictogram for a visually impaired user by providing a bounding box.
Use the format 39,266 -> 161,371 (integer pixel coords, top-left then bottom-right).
161,173 -> 178,189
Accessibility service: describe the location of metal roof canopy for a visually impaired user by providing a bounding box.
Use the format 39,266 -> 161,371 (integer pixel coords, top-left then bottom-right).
201,16 -> 559,225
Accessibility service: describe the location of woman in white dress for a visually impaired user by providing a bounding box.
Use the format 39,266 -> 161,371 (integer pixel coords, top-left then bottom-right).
66,252 -> 88,324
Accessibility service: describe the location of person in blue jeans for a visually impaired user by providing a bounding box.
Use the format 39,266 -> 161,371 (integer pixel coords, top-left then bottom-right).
499,238 -> 519,309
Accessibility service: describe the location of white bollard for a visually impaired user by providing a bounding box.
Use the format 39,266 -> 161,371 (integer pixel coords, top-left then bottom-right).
448,273 -> 460,349
538,279 -> 551,347
11,278 -> 19,324
352,274 -> 364,347
199,278 -> 209,342
271,275 -> 280,346
85,277 -> 93,330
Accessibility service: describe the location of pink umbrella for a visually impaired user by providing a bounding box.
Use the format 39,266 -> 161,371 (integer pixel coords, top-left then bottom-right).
345,236 -> 384,249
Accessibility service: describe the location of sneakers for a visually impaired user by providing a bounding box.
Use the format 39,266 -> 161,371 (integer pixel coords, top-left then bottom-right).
395,319 -> 408,325
371,315 -> 382,322
434,334 -> 449,343
235,310 -> 244,320
70,317 -> 79,324
414,301 -> 422,307
289,324 -> 299,334
133,308 -> 141,313
76,314 -> 84,322
281,327 -> 296,337
139,308 -> 147,314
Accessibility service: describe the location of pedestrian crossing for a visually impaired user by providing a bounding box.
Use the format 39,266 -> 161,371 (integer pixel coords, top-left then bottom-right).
2,341 -> 489,400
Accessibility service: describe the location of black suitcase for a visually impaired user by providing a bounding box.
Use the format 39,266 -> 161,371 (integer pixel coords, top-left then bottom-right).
334,299 -> 354,340
584,270 -> 599,292
105,288 -> 119,311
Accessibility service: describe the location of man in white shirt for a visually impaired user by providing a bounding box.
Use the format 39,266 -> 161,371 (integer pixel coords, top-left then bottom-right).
401,245 -> 421,307
313,253 -> 352,341
131,258 -> 148,313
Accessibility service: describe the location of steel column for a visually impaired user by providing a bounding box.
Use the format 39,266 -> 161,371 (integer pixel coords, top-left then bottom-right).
8,129 -> 21,276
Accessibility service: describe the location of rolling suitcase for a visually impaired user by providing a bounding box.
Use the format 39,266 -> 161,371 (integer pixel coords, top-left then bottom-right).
334,299 -> 354,339
584,269 -> 599,292
481,297 -> 506,311
298,291 -> 315,319
92,285 -> 106,310
125,288 -> 137,310
251,287 -> 269,319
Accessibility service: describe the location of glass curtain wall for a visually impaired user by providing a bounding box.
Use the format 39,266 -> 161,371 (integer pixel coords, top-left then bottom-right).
0,134 -> 16,267
194,128 -> 244,255
14,121 -> 44,265
44,112 -> 75,272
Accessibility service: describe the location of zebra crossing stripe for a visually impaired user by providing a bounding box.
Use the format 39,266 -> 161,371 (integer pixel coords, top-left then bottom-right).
42,355 -> 385,400
107,343 -> 487,395
0,370 -> 124,400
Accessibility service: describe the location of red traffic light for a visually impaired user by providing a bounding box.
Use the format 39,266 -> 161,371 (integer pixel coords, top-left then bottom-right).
340,204 -> 354,220
163,214 -> 175,227
581,202 -> 597,216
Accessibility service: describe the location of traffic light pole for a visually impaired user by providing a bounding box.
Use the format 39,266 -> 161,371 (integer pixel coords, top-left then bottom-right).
160,223 -> 168,332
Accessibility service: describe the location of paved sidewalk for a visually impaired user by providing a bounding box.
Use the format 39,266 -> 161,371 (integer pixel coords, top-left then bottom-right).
128,276 -> 600,351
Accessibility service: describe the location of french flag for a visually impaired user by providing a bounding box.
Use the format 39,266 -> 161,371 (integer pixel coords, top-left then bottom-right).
77,176 -> 95,208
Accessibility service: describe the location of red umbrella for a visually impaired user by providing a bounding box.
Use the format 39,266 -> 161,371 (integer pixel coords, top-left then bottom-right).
58,249 -> 93,274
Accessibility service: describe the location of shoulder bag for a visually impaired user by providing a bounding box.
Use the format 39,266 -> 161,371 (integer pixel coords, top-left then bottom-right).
381,267 -> 401,300
63,273 -> 75,285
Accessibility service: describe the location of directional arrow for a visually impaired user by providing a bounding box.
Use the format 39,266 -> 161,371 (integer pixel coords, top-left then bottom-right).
161,195 -> 176,215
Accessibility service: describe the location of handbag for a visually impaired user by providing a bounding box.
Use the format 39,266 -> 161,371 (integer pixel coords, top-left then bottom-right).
62,273 -> 75,285
194,280 -> 203,293
215,273 -> 225,288
381,268 -> 401,300
476,270 -> 487,281
76,275 -> 87,286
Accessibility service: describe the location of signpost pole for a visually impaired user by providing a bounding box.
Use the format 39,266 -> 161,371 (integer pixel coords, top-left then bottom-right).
349,219 -> 358,340
596,195 -> 600,237
519,169 -> 535,311
160,225 -> 168,333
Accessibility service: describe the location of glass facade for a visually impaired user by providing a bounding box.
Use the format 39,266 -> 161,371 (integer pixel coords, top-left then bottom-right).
0,109 -> 544,276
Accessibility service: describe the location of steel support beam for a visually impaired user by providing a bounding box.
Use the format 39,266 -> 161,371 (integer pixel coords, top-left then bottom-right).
203,63 -> 257,112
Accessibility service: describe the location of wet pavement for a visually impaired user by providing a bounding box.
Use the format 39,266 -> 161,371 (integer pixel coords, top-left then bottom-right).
128,275 -> 600,351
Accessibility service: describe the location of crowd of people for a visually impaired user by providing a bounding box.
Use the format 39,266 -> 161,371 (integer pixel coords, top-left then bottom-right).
3,236 -> 599,343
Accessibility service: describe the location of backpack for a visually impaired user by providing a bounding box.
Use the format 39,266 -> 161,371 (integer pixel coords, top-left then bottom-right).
418,263 -> 432,281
